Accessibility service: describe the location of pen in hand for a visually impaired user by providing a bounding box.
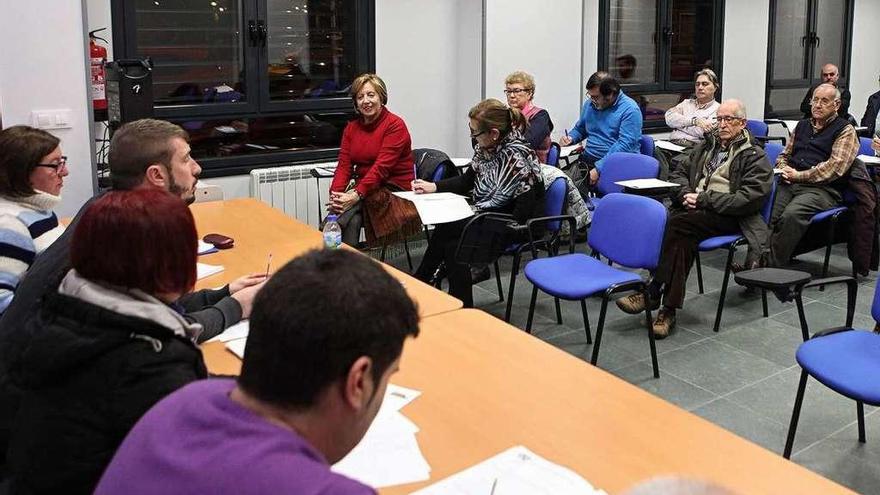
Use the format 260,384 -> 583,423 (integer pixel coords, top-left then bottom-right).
264,253 -> 272,278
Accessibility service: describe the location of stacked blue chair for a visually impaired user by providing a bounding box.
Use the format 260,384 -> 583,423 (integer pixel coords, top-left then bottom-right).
693,178 -> 777,332
498,177 -> 568,321
782,275 -> 872,459
523,193 -> 667,377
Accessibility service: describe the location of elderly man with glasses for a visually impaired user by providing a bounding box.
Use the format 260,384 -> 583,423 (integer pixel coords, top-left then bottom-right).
763,83 -> 859,268
616,99 -> 772,338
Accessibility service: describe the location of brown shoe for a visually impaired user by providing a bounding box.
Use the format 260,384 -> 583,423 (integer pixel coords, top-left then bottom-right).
616,292 -> 659,315
730,259 -> 760,274
652,308 -> 676,339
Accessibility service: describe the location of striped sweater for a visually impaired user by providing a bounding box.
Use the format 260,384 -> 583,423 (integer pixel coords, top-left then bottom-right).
0,191 -> 65,314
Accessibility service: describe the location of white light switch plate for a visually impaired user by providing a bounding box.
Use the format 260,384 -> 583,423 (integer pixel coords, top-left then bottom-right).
31,109 -> 73,130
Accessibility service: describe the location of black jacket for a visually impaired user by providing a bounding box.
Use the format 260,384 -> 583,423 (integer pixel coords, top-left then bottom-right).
860,90 -> 880,135
6,292 -> 208,495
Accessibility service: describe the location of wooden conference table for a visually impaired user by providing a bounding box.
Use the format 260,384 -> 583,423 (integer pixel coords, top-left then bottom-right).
194,199 -> 851,494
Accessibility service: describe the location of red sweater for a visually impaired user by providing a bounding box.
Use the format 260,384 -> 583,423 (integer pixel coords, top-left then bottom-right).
330,108 -> 414,196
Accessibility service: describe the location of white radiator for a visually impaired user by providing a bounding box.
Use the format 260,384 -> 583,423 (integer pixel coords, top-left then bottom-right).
250,162 -> 337,228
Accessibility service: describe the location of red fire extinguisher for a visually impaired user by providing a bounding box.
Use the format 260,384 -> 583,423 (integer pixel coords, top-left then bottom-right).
89,28 -> 108,113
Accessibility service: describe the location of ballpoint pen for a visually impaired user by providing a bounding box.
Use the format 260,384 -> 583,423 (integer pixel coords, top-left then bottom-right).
265,253 -> 272,278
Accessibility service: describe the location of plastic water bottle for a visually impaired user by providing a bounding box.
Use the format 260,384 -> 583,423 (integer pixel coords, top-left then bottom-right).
323,214 -> 342,249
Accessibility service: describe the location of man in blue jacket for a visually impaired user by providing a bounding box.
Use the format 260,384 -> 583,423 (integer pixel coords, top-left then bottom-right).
560,71 -> 643,186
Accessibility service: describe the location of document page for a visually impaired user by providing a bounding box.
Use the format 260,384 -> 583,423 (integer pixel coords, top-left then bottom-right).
207,320 -> 249,343
654,140 -> 686,153
858,154 -> 880,165
393,192 -> 474,224
559,145 -> 583,158
412,445 -> 606,495
614,178 -> 680,189
196,263 -> 224,280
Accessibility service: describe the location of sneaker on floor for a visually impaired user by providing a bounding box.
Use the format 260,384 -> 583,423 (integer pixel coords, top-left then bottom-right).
652,308 -> 676,339
616,292 -> 659,315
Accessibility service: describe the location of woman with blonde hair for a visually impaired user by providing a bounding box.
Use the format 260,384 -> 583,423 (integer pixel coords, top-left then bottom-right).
504,71 -> 554,163
412,99 -> 545,307
328,73 -> 419,247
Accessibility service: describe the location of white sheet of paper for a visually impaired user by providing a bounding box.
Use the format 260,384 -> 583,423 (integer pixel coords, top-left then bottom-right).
450,158 -> 471,168
206,320 -> 249,343
783,120 -> 800,133
197,240 -> 217,255
225,337 -> 247,358
412,446 -> 606,495
392,192 -> 474,224
614,178 -> 680,190
654,140 -> 686,152
559,145 -> 582,158
196,263 -> 224,280
773,168 -> 784,174
858,154 -> 880,165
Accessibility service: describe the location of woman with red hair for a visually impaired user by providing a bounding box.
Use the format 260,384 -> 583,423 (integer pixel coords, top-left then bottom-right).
6,189 -> 210,495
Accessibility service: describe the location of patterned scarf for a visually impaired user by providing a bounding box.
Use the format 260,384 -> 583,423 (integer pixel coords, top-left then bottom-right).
470,130 -> 542,210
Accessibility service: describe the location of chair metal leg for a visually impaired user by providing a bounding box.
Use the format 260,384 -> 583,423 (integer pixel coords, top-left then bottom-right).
590,297 -> 610,366
783,370 -> 809,459
795,294 -> 810,342
695,251 -> 705,294
712,247 -> 736,333
503,254 -> 520,322
404,238 -> 413,271
380,246 -> 386,262
761,289 -> 769,317
493,260 -> 504,302
525,286 -> 539,334
819,216 -> 838,291
580,299 -> 592,344
554,298 -> 563,324
645,293 -> 659,378
858,401 -> 866,443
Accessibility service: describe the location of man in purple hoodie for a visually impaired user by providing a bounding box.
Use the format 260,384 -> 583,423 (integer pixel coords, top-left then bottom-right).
95,248 -> 420,495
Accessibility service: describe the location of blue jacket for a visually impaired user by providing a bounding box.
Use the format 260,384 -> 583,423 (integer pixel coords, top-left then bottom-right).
567,91 -> 643,170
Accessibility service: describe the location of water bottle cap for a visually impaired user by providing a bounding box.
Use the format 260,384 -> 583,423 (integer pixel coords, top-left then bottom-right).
327,214 -> 338,221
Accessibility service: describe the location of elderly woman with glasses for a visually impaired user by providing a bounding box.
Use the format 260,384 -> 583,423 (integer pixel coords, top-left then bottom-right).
504,71 -> 554,163
411,99 -> 545,307
0,125 -> 68,314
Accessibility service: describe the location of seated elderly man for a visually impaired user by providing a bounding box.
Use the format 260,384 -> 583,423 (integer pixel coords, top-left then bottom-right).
616,99 -> 772,337
764,83 -> 859,268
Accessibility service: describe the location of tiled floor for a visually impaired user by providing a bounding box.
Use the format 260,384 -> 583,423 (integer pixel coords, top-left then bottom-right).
388,240 -> 880,494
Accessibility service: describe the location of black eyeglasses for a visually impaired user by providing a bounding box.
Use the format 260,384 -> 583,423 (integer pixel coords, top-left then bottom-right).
36,156 -> 68,172
469,128 -> 486,138
503,88 -> 529,95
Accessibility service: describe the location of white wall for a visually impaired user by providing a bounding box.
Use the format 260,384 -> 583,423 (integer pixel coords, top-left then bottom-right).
849,0 -> 880,124
721,0 -> 770,121
0,0 -> 96,217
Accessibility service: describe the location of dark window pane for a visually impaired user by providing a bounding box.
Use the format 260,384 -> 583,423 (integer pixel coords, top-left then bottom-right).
134,0 -> 246,106
172,110 -> 355,159
608,0 -> 658,85
669,0 -> 716,82
814,0 -> 846,78
627,90 -> 690,124
772,0 -> 809,80
768,87 -> 809,116
266,0 -> 358,101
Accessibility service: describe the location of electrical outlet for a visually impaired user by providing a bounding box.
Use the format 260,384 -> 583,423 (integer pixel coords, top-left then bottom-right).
31,109 -> 73,130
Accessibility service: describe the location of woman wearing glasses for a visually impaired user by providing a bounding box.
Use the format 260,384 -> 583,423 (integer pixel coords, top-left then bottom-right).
412,99 -> 545,307
504,71 -> 554,163
0,125 -> 68,314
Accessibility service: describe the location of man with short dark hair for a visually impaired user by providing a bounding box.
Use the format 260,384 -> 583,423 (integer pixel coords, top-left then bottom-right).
765,83 -> 859,267
95,249 -> 421,495
616,99 -> 772,337
559,71 -> 642,187
799,63 -> 851,120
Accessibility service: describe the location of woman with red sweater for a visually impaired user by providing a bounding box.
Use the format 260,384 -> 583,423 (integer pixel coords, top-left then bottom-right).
328,73 -> 419,247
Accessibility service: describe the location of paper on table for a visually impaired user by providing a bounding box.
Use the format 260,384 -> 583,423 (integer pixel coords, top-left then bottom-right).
412,445 -> 606,495
197,240 -> 218,255
450,158 -> 471,168
614,178 -> 680,190
783,120 -> 800,133
196,263 -> 224,280
206,320 -> 249,343
393,192 -> 474,224
654,140 -> 686,153
858,154 -> 880,165
559,145 -> 582,158
225,337 -> 247,358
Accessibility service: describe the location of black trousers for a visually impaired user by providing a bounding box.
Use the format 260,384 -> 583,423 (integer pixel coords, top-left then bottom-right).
414,219 -> 473,307
767,183 -> 841,267
653,209 -> 741,309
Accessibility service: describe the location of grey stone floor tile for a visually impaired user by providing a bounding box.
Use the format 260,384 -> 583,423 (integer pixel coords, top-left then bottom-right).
692,397 -> 792,453
543,330 -> 644,372
656,340 -> 785,395
610,360 -> 718,411
714,317 -> 807,367
772,300 -> 876,335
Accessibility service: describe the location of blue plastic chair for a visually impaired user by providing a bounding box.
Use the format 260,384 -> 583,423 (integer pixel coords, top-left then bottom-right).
859,136 -> 874,156
692,178 -> 777,332
764,142 -> 784,166
523,193 -> 667,377
639,135 -> 655,157
782,274 -> 869,459
748,119 -> 786,146
594,152 -> 660,197
500,177 -> 568,322
546,142 -> 561,167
